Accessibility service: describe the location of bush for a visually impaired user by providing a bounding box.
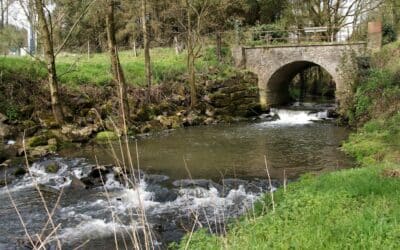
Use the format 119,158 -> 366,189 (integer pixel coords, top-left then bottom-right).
382,23 -> 397,45
252,24 -> 288,43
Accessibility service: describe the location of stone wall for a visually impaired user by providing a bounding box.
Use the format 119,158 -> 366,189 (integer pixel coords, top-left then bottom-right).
203,71 -> 261,117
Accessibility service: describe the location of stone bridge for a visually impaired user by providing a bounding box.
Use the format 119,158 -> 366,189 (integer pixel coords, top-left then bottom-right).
232,42 -> 367,108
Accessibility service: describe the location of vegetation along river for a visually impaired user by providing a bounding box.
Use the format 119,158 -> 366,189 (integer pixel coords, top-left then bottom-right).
0,104 -> 353,249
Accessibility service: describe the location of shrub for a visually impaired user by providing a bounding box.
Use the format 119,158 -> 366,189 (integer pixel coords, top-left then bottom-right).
382,23 -> 397,45
252,24 -> 288,43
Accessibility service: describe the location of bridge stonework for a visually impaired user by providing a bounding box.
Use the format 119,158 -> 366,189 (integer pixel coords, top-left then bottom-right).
232,43 -> 367,108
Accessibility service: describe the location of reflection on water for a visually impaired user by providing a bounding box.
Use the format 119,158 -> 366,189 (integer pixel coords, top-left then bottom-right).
62,108 -> 353,181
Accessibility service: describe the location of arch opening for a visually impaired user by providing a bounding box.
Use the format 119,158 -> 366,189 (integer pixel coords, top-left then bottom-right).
266,61 -> 336,106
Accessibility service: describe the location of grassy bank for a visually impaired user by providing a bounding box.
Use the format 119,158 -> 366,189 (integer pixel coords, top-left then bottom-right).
0,47 -> 223,87
178,42 -> 400,249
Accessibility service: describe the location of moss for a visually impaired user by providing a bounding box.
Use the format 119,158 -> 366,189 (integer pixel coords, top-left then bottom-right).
45,162 -> 59,173
95,131 -> 119,143
27,135 -> 48,147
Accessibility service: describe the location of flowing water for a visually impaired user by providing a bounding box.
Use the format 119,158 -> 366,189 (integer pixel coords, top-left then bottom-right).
0,104 -> 354,249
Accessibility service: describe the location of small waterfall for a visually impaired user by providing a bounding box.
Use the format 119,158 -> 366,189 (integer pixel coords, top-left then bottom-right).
265,107 -> 330,125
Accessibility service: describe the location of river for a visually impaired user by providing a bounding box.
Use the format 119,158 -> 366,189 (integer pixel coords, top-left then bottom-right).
0,104 -> 353,249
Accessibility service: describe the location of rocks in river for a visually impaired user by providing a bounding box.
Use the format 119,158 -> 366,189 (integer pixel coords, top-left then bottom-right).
41,160 -> 60,173
30,145 -> 55,158
259,113 -> 280,121
14,167 -> 26,177
61,124 -> 101,142
327,109 -> 339,118
0,113 -> 15,139
70,174 -> 87,190
0,146 -> 8,164
144,174 -> 170,184
146,184 -> 178,202
37,183 -> 60,194
172,179 -> 222,192
182,111 -> 204,127
156,115 -> 181,129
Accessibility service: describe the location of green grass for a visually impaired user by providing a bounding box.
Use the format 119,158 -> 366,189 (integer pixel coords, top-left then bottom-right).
1,47 -> 224,87
343,112 -> 400,165
180,163 -> 400,250
0,56 -> 47,81
56,47 -> 222,86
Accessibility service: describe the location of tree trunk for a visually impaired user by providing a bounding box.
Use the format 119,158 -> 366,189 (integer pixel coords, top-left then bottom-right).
0,0 -> 4,28
34,0 -> 64,125
141,0 -> 152,104
393,0 -> 400,30
186,0 -> 197,108
299,71 -> 306,103
188,55 -> 196,108
174,36 -> 181,55
105,0 -> 130,121
5,0 -> 8,25
133,40 -> 137,57
216,31 -> 222,62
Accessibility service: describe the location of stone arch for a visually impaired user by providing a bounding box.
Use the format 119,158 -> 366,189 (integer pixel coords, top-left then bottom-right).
262,60 -> 341,107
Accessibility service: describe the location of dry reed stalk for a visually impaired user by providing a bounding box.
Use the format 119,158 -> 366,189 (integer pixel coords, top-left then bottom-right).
22,133 -> 63,249
100,62 -> 155,249
264,155 -> 275,212
184,212 -> 200,250
283,168 -> 287,193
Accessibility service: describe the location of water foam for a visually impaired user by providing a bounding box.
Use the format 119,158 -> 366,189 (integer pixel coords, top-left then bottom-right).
266,108 -> 327,125
3,157 -> 269,245
58,218 -> 131,242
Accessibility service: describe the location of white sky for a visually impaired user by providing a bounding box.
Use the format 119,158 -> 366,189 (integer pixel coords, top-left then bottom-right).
8,1 -> 30,30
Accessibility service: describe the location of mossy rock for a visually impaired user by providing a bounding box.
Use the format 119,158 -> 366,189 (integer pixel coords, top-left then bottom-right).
45,162 -> 59,173
27,135 -> 48,147
95,131 -> 119,143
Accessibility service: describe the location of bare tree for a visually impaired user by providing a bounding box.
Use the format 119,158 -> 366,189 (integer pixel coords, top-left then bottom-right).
34,0 -> 64,124
286,0 -> 385,41
21,0 -> 95,125
0,0 -> 14,28
105,0 -> 130,120
183,0 -> 212,108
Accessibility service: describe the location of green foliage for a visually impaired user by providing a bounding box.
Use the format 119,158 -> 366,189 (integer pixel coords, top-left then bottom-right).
252,23 -> 288,43
346,42 -> 400,126
1,104 -> 20,121
382,23 -> 397,45
343,112 -> 400,165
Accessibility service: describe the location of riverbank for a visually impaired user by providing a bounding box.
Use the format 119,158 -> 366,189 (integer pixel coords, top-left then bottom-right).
0,48 -> 265,163
178,42 -> 400,249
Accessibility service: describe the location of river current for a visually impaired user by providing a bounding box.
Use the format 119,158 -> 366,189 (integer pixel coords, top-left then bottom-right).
0,104 -> 353,249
